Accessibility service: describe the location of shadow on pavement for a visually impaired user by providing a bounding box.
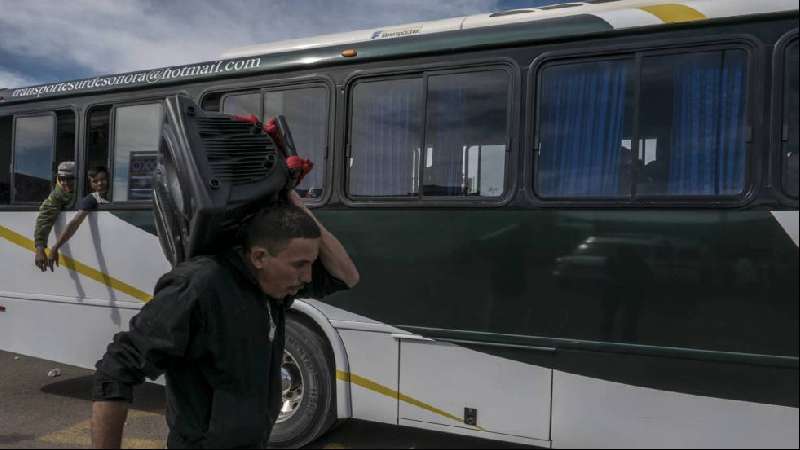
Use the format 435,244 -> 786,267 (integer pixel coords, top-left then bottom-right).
307,420 -> 539,449
0,434 -> 36,445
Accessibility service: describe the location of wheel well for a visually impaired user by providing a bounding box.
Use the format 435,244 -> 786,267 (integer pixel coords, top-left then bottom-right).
286,310 -> 337,375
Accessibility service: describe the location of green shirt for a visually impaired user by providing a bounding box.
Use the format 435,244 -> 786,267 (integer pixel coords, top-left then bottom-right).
34,185 -> 74,248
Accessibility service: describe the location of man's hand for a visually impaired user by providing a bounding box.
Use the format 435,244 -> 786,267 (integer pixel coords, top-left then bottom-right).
49,247 -> 60,269
34,247 -> 49,272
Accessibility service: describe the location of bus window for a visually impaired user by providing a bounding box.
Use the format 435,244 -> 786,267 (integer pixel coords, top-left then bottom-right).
0,116 -> 11,203
348,78 -> 423,197
782,40 -> 798,198
264,88 -> 329,199
86,106 -> 111,196
424,71 -> 509,197
536,59 -> 636,198
637,49 -> 748,197
13,114 -> 55,203
222,92 -> 260,118
112,103 -> 163,202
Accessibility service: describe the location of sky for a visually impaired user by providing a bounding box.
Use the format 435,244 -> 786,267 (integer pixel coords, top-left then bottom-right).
0,0 -> 566,89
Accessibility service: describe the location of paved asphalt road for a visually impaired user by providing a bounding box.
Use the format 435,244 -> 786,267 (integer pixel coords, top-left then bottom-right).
0,350 -> 537,449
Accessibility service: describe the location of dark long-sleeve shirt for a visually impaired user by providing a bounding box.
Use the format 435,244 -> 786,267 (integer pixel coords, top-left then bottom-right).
93,250 -> 347,449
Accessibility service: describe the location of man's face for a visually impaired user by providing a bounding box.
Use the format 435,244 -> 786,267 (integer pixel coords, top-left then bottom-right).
249,237 -> 319,299
89,172 -> 109,195
57,176 -> 75,194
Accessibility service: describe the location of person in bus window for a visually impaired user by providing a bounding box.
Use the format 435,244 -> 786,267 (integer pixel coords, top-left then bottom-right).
90,192 -> 359,449
34,161 -> 76,272
49,166 -> 110,268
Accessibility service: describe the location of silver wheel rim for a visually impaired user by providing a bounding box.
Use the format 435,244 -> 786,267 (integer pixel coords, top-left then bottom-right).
277,350 -> 304,423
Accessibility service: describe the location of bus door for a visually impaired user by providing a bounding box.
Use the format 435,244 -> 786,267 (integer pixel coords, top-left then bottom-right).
395,334 -> 553,443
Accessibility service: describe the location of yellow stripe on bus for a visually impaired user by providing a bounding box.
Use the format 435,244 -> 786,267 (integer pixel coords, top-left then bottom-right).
639,4 -> 707,23
336,370 -> 485,431
0,224 -> 153,303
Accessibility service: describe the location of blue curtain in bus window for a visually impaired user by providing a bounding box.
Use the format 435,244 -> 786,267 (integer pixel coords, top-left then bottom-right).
668,51 -> 747,195
537,59 -> 632,197
349,78 -> 423,197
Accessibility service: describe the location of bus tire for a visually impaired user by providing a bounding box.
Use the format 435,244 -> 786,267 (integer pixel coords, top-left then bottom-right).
269,316 -> 337,449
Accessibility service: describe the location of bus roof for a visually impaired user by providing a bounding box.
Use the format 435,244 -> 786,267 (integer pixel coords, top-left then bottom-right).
1,0 -> 796,105
220,0 -> 799,59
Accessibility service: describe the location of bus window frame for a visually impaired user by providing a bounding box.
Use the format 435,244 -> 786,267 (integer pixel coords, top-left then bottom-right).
771,29 -> 799,204
83,104 -> 114,200
10,110 -> 61,206
199,75 -> 336,208
0,115 -> 12,205
341,58 -> 520,208
526,34 -> 763,208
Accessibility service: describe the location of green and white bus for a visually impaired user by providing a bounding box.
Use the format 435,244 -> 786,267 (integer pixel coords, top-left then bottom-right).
1,0 -> 797,447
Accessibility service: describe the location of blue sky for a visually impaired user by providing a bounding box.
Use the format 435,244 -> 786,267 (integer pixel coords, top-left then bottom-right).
0,0 -> 564,89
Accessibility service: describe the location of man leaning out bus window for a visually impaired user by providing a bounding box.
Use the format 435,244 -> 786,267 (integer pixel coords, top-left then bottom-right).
33,161 -> 76,271
91,192 -> 359,449
48,166 -> 111,268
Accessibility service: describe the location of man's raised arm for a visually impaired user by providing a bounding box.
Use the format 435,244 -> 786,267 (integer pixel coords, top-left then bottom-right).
289,191 -> 359,288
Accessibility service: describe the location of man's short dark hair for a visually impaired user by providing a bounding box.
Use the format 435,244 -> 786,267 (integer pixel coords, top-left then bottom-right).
243,204 -> 321,255
87,166 -> 108,178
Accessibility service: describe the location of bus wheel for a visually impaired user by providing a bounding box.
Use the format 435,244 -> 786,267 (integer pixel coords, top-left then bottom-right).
269,317 -> 337,449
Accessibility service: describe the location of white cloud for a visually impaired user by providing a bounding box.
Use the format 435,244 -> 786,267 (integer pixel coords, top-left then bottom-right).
0,0 -> 496,82
0,69 -> 41,89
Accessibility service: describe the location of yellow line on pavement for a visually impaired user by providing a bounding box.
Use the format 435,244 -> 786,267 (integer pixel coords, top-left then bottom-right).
0,224 -> 153,302
639,4 -> 707,23
336,370 -> 485,431
38,411 -> 164,449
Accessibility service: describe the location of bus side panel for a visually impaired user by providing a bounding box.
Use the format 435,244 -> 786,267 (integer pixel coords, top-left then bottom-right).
0,210 -> 164,368
0,294 -> 141,370
399,340 -> 552,441
552,368 -> 799,449
337,329 -> 399,425
0,211 -> 167,304
318,208 -> 798,444
321,208 -> 799,361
